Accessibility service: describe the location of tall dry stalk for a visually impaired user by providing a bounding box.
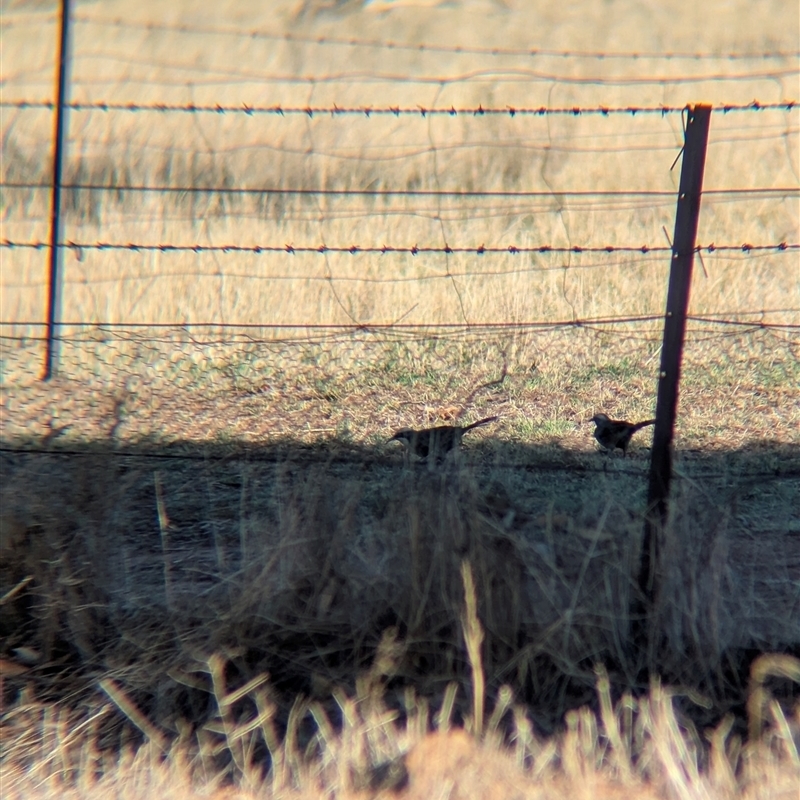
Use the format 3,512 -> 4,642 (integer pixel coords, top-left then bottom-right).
460,559 -> 485,738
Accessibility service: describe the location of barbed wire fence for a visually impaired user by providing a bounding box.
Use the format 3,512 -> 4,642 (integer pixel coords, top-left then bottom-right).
1,3 -> 798,397
2,1 -> 800,619
2,3 -> 800,698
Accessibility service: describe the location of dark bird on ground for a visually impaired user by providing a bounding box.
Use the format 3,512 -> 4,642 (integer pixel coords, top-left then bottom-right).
590,413 -> 655,456
389,416 -> 499,462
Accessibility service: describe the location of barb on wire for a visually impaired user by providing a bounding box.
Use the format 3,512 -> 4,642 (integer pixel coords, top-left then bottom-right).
2,239 -> 797,256
2,100 -> 796,116
71,15 -> 800,62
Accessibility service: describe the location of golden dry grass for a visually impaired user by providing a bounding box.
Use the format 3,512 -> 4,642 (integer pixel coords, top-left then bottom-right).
1,0 -> 798,337
2,577 -> 799,799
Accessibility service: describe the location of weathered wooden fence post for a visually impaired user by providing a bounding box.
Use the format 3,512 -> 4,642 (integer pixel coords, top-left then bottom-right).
638,104 -> 712,615
43,0 -> 73,380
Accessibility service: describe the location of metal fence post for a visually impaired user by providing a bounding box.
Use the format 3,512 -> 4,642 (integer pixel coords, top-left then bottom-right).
638,104 -> 712,611
43,0 -> 73,380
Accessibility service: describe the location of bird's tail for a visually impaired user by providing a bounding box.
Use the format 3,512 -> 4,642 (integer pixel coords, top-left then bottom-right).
633,419 -> 656,431
464,415 -> 499,432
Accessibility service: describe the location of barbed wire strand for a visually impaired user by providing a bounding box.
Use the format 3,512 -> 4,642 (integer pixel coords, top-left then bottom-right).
2,239 -> 796,256
2,100 -> 796,116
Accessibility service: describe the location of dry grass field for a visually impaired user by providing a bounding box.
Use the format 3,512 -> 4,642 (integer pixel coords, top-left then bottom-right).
1,0 -> 800,797
2,0 -> 799,335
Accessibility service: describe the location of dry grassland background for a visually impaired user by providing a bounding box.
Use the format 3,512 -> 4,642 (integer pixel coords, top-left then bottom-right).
1,0 -> 799,335
1,0 -> 800,797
